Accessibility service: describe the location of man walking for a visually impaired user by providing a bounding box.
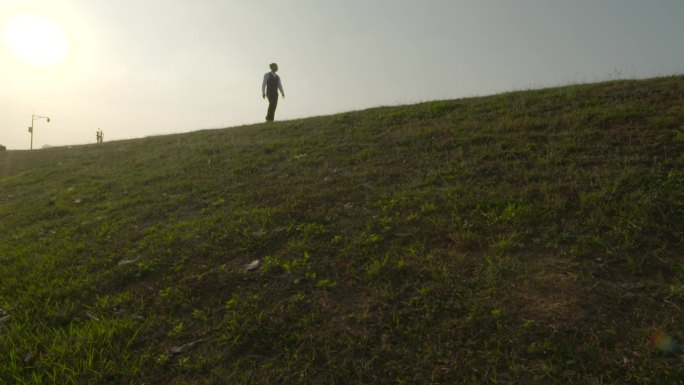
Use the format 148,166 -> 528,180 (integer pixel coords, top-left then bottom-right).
262,63 -> 285,122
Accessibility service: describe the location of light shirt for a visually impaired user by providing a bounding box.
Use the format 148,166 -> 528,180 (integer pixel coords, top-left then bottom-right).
262,71 -> 284,95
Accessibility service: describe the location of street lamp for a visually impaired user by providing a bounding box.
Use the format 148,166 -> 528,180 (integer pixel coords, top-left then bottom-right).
29,114 -> 50,150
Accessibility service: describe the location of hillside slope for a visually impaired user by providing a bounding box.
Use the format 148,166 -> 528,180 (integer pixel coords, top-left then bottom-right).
1,76 -> 683,384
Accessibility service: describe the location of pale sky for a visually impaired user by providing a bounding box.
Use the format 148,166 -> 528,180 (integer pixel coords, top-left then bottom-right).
1,0 -> 683,150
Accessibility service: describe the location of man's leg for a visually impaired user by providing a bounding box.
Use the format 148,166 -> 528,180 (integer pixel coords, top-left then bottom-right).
266,94 -> 278,121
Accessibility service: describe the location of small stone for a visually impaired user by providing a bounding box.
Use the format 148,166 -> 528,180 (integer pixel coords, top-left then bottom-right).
118,256 -> 141,265
244,260 -> 260,271
23,352 -> 39,365
252,229 -> 266,238
170,339 -> 203,355
85,312 -> 100,321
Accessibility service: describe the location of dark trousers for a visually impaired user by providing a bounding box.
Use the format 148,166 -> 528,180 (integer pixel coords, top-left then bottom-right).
266,93 -> 278,121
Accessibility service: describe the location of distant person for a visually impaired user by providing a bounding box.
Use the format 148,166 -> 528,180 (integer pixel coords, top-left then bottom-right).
262,63 -> 285,122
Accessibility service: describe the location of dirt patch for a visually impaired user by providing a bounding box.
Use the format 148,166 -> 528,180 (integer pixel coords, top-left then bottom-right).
511,254 -> 592,324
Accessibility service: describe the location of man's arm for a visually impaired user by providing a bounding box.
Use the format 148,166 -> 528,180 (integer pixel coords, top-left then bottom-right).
262,73 -> 269,98
278,78 -> 285,98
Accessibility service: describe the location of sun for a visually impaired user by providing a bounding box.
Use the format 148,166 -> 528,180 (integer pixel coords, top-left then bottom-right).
3,13 -> 69,68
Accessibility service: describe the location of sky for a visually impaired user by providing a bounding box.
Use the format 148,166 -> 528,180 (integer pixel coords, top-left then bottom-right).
1,0 -> 683,150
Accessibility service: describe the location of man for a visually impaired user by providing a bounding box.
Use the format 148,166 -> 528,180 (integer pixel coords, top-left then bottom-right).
262,63 -> 285,122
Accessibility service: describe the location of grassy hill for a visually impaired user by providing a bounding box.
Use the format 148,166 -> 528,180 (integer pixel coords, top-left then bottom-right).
1,76 -> 683,384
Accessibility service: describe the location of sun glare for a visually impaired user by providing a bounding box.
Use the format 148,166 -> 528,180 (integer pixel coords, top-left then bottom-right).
3,13 -> 69,68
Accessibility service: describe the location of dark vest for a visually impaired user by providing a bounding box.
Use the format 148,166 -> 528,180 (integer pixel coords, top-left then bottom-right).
266,73 -> 279,96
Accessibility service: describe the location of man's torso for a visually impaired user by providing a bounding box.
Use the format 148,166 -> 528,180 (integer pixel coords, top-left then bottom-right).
266,72 -> 280,96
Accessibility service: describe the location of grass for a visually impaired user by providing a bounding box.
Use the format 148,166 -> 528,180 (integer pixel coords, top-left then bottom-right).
1,76 -> 683,384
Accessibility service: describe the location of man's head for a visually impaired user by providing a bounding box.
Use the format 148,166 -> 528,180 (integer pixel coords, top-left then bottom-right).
269,63 -> 278,72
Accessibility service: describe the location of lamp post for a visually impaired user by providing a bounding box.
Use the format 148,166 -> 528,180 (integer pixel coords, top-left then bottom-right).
29,114 -> 50,150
